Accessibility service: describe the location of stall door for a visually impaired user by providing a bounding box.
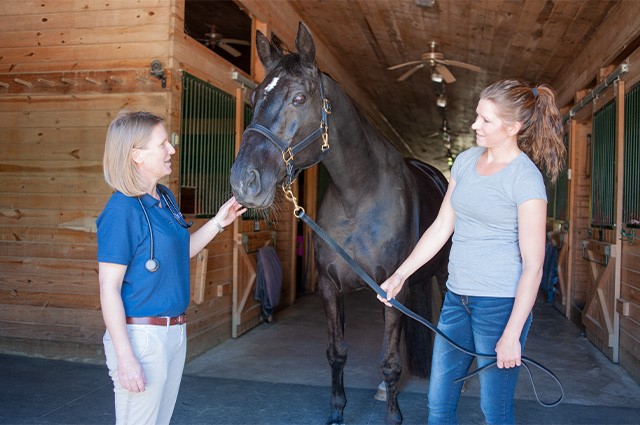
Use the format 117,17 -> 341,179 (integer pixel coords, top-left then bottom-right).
582,101 -> 617,360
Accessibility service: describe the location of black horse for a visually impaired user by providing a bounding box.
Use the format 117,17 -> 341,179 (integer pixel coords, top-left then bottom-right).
230,23 -> 451,424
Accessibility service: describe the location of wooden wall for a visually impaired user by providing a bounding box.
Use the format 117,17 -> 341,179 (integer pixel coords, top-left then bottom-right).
0,0 -> 173,361
0,0 -> 352,364
0,0 -> 263,362
552,1 -> 640,383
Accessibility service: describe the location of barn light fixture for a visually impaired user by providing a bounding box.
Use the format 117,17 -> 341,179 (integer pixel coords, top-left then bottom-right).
431,69 -> 443,83
436,93 -> 447,108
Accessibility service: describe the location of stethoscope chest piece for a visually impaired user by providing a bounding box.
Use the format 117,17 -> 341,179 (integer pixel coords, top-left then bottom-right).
145,258 -> 159,272
138,196 -> 159,273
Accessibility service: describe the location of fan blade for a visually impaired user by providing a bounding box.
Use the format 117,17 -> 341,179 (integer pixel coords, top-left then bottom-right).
397,64 -> 425,81
218,41 -> 242,57
441,59 -> 482,73
435,64 -> 456,83
221,38 -> 251,46
388,60 -> 427,70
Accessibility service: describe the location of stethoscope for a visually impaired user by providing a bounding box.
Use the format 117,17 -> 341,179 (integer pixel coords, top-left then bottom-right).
137,186 -> 192,272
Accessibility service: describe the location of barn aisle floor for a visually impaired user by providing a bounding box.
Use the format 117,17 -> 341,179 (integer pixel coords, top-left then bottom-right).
2,289 -> 640,424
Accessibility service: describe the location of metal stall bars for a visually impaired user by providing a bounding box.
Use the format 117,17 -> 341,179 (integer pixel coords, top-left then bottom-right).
179,72 -> 236,217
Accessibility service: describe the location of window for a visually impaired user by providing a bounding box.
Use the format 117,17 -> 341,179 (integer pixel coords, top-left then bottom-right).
590,100 -> 616,228
180,73 -> 235,217
546,134 -> 569,221
623,83 -> 640,228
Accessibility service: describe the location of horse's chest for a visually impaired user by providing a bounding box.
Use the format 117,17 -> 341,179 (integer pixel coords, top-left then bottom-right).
316,212 -> 410,275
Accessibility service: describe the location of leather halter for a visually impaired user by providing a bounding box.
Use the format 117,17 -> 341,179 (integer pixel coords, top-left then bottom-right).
243,74 -> 331,187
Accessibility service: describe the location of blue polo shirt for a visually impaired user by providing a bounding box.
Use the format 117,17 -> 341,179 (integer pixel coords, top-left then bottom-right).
96,185 -> 190,317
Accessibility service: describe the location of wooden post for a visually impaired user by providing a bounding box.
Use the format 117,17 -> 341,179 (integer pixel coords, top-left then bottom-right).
253,20 -> 269,83
566,119 -> 578,319
304,165 -> 319,292
612,79 -> 625,362
289,181 -> 299,305
232,87 -> 245,335
193,249 -> 208,305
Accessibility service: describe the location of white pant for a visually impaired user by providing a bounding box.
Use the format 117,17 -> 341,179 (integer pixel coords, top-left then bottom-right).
104,324 -> 186,425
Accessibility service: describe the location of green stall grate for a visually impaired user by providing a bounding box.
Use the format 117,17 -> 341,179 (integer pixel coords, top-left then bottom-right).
591,100 -> 616,228
624,83 -> 640,228
179,72 -> 236,217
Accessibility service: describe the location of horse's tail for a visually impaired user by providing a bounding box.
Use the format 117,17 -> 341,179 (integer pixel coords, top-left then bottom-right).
402,158 -> 451,378
402,270 -> 438,377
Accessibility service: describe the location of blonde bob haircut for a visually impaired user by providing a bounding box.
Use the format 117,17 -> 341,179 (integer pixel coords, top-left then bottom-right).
103,110 -> 164,196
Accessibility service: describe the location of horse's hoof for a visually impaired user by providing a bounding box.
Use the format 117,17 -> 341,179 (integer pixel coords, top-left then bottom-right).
374,387 -> 387,401
385,412 -> 403,425
327,413 -> 344,425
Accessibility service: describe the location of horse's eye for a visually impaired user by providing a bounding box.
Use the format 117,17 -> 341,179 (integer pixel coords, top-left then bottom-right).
293,94 -> 306,105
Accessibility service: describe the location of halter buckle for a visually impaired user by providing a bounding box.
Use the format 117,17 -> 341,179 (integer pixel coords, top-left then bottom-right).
323,98 -> 332,114
282,147 -> 294,164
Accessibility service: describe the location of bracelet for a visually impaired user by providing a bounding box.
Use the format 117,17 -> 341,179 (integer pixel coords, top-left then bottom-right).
212,217 -> 225,233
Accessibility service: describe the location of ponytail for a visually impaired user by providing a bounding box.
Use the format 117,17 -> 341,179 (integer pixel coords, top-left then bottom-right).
480,80 -> 566,182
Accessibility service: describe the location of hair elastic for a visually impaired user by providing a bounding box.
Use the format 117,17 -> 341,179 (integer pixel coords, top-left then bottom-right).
531,87 -> 539,98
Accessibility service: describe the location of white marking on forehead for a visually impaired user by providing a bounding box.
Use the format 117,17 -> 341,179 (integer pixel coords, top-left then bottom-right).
264,76 -> 280,93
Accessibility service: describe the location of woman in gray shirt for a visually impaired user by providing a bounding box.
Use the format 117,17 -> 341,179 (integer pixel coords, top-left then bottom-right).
380,79 -> 565,424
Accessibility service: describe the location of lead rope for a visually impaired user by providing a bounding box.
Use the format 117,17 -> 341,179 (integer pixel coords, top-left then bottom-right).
283,186 -> 564,407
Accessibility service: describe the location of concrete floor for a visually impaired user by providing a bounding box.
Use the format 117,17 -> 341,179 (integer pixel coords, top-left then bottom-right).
2,288 -> 640,424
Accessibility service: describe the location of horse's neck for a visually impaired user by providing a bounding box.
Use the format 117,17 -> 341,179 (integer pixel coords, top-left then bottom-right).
322,79 -> 401,202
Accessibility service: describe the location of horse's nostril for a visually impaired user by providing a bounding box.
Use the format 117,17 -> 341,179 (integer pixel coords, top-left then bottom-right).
245,165 -> 261,196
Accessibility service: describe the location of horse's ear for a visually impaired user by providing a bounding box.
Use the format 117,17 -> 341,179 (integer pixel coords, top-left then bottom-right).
256,30 -> 283,72
295,22 -> 316,64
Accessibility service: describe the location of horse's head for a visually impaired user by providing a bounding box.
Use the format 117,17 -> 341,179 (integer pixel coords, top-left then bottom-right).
230,22 -> 330,209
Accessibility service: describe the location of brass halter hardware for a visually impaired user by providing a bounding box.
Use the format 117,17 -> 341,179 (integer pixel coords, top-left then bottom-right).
243,74 -> 331,188
282,183 -> 304,218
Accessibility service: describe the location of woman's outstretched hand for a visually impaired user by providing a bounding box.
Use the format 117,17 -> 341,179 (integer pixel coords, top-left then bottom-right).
215,197 -> 247,228
377,272 -> 406,307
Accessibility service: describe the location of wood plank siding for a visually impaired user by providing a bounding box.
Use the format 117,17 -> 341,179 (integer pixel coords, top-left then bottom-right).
0,0 -> 304,363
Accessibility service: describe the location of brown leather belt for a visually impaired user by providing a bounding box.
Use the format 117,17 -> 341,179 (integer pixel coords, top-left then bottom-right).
126,314 -> 186,326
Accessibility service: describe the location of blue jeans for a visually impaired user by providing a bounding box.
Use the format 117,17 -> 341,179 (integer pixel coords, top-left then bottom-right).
427,291 -> 532,425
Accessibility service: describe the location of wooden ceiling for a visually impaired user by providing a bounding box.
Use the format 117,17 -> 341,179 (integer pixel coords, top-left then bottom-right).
286,0 -> 623,171
191,0 -> 625,172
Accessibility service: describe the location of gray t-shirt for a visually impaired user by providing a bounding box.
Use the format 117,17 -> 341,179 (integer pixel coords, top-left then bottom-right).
447,146 -> 547,297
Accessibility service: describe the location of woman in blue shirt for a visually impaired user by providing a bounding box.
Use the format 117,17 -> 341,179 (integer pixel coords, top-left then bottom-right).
380,80 -> 565,424
97,111 -> 245,425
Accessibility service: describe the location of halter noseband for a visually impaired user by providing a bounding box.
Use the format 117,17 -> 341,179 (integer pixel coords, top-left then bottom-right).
243,74 -> 331,187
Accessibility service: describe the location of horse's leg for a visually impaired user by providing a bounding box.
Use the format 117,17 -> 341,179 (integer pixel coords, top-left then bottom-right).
381,305 -> 404,424
320,281 -> 347,425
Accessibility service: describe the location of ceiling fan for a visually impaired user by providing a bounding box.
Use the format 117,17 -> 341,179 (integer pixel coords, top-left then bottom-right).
199,24 -> 250,58
388,41 -> 482,83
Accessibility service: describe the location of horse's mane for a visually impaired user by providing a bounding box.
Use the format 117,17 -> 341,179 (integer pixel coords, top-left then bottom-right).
279,54 -> 318,81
